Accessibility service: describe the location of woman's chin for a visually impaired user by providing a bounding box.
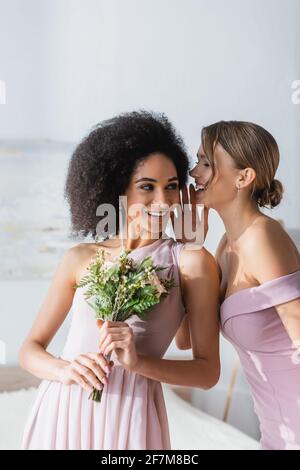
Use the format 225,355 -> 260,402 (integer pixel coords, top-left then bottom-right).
140,219 -> 168,237
195,190 -> 206,204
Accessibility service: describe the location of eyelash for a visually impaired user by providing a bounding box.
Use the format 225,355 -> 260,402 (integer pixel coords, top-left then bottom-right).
194,160 -> 210,168
139,184 -> 178,191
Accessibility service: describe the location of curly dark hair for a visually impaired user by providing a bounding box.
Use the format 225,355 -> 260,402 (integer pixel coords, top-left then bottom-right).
64,110 -> 189,239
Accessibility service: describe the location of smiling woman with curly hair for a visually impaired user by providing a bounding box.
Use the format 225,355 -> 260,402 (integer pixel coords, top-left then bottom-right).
19,110 -> 220,450
64,110 -> 189,239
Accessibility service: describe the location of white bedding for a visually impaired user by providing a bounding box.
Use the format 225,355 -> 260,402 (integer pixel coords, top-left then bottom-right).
162,385 -> 258,450
0,386 -> 258,450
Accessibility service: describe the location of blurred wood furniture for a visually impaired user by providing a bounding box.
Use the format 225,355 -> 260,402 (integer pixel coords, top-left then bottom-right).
0,366 -> 40,392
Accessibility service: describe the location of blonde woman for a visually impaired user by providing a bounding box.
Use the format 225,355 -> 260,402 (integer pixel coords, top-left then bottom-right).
178,121 -> 300,450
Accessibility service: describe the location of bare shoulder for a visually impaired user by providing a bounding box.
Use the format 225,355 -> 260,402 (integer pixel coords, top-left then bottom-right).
179,246 -> 219,278
244,215 -> 296,255
243,215 -> 300,282
63,242 -> 99,283
64,242 -> 94,263
68,239 -> 125,283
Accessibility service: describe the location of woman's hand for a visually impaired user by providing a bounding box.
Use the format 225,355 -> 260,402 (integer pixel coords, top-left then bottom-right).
97,320 -> 139,372
171,183 -> 209,246
58,352 -> 113,394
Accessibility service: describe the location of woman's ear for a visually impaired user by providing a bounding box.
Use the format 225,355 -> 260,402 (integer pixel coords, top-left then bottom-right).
236,167 -> 256,189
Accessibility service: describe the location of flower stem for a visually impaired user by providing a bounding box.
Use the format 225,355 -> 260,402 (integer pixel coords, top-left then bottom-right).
89,387 -> 103,402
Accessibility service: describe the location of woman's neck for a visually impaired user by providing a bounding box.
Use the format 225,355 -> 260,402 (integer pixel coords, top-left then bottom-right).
115,229 -> 163,251
217,198 -> 262,246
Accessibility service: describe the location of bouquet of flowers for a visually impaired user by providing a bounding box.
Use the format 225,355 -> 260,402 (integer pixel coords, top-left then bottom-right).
75,247 -> 176,401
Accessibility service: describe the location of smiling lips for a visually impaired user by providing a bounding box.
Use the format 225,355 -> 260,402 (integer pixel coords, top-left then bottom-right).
145,210 -> 169,217
195,182 -> 207,192
143,182 -> 207,216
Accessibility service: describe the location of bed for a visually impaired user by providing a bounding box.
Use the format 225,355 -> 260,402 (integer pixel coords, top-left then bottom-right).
0,366 -> 258,450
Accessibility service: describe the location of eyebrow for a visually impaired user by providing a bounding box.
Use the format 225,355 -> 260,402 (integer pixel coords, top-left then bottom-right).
196,152 -> 206,159
134,176 -> 179,183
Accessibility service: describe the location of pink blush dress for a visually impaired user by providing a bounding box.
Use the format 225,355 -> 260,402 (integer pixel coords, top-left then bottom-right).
220,270 -> 300,450
21,237 -> 186,450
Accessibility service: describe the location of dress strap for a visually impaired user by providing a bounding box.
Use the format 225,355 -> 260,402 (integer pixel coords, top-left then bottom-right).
170,241 -> 185,267
221,270 -> 300,325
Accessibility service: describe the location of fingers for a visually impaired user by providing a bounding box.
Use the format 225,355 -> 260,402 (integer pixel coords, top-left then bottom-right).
69,365 -> 102,394
203,206 -> 209,238
180,184 -> 189,208
100,327 -> 129,336
103,321 -> 128,328
73,355 -> 106,389
96,319 -> 104,331
189,183 -> 196,205
69,369 -> 94,393
67,348 -> 115,393
97,319 -> 126,329
100,333 -> 127,356
99,327 -> 134,356
79,354 -> 109,385
86,352 -> 112,374
188,184 -> 210,244
103,340 -> 129,357
170,203 -> 183,242
196,205 -> 209,245
170,208 -> 175,230
98,320 -> 128,337
97,321 -> 134,356
73,360 -> 104,391
98,321 -> 129,347
189,184 -> 197,228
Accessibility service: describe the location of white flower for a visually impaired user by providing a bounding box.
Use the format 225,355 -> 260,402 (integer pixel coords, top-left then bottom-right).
149,272 -> 167,298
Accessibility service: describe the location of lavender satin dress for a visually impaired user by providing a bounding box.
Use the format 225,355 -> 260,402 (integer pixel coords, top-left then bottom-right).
220,270 -> 300,450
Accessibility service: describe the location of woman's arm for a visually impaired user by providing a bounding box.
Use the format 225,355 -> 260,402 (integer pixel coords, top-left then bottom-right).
175,233 -> 225,351
99,247 -> 221,389
19,246 -> 80,380
19,245 -> 111,392
174,314 -> 191,350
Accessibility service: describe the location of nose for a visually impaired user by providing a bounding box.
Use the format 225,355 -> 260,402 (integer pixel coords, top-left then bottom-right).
189,165 -> 198,178
151,188 -> 172,209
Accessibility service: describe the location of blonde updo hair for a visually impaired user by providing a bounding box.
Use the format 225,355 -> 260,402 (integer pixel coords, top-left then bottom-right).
201,121 -> 284,208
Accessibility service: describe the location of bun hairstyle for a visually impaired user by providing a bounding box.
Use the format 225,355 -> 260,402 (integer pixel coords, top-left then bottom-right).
255,178 -> 283,209
201,121 -> 284,209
